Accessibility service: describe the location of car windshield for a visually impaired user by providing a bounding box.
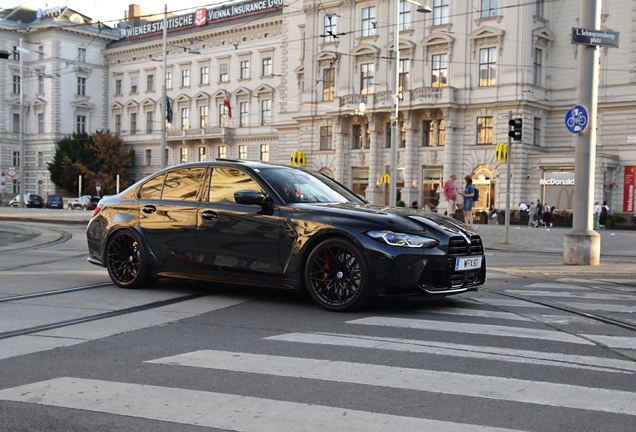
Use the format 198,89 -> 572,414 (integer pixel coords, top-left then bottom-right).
259,167 -> 365,204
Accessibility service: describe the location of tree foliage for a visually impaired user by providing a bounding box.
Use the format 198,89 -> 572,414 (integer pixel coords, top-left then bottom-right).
48,131 -> 134,196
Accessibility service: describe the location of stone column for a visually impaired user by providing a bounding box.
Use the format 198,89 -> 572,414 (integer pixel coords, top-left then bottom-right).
401,112 -> 418,207
365,113 -> 384,205
334,117 -> 346,184
442,108 -> 456,181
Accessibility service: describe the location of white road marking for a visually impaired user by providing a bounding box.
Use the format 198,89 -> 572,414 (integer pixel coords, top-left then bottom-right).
346,317 -> 593,345
504,290 -> 636,301
476,298 -> 550,308
0,377 -> 521,432
525,283 -> 591,290
414,307 -> 532,321
265,332 -> 636,373
147,350 -> 636,416
580,335 -> 636,350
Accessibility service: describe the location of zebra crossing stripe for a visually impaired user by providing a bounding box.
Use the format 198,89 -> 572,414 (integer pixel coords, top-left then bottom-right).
147,350 -> 636,415
0,377 -> 521,432
346,317 -> 593,345
477,299 -> 550,308
580,334 -> 636,350
414,307 -> 533,321
265,332 -> 636,373
505,290 -> 636,301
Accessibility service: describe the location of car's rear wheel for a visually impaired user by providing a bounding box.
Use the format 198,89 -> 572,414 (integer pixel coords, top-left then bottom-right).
304,238 -> 371,311
105,230 -> 153,289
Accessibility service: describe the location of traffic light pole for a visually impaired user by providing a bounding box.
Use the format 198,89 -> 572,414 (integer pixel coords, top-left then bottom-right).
563,0 -> 601,265
503,111 -> 512,244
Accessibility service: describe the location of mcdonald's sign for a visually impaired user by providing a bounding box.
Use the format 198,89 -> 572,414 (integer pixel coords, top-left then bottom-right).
494,143 -> 508,162
290,151 -> 306,166
379,173 -> 391,184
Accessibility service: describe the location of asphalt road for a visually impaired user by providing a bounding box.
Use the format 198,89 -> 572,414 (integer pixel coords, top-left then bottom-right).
0,220 -> 635,431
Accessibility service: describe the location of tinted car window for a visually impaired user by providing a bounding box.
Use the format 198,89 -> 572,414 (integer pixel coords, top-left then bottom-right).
139,173 -> 166,199
162,167 -> 206,201
208,167 -> 262,203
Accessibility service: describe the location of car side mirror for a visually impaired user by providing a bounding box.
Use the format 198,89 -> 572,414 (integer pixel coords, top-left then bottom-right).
234,190 -> 267,205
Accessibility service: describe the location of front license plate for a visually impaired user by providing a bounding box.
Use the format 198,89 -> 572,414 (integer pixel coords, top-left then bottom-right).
455,256 -> 482,271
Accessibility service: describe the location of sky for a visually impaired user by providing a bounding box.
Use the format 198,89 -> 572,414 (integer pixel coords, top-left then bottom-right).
14,1 -> 227,27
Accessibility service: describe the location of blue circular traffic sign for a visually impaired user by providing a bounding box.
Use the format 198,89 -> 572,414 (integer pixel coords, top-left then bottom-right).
565,105 -> 588,134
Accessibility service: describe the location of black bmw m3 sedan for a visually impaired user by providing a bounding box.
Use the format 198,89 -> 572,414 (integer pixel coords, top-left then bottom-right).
86,160 -> 486,311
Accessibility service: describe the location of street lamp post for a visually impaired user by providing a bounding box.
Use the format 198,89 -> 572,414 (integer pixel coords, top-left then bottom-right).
18,38 -> 26,208
389,1 -> 431,207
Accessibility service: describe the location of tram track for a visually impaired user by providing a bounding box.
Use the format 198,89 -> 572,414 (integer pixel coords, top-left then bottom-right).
0,282 -> 112,303
0,229 -> 72,255
0,253 -> 88,272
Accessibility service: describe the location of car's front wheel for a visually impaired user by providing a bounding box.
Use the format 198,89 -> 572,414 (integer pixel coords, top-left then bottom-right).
304,238 -> 371,311
105,230 -> 153,289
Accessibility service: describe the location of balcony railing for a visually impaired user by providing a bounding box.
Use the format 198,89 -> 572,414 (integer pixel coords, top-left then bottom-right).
166,126 -> 234,139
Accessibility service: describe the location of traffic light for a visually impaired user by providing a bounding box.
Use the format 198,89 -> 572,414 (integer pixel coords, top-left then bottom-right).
494,143 -> 508,162
508,118 -> 523,141
0,50 -> 10,60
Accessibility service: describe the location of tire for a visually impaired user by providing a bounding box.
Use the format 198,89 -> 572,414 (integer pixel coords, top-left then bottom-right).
105,230 -> 154,289
304,238 -> 371,311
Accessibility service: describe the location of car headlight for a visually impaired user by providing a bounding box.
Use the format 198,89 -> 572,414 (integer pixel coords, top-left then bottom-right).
366,230 -> 438,248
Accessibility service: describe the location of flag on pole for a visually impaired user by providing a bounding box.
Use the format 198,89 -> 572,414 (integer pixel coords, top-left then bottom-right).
166,98 -> 173,124
223,90 -> 232,118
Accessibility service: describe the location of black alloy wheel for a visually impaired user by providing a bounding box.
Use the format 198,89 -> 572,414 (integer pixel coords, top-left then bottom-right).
105,230 -> 152,289
305,238 -> 370,311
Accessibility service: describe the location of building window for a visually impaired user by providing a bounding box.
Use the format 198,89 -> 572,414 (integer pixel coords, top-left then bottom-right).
38,75 -> 44,94
361,7 -> 376,37
180,147 -> 188,163
352,124 -> 362,149
438,119 -> 445,146
400,123 -> 406,148
261,99 -> 271,125
480,0 -> 498,18
479,47 -> 497,87
398,59 -> 409,93
145,149 -> 152,166
13,151 -> 20,167
181,69 -> 190,87
115,114 -> 121,134
219,64 -> 229,82
78,47 -> 86,63
239,145 -> 247,159
477,116 -> 494,145
320,126 -> 333,150
130,76 -> 138,93
200,105 -> 208,128
38,113 -> 44,134
77,77 -> 86,95
323,67 -> 335,101
240,102 -> 249,127
181,108 -> 189,130
219,104 -> 229,127
535,0 -> 544,18
240,60 -> 250,79
260,144 -> 269,161
115,79 -> 122,95
13,75 -> 20,94
198,146 -> 206,161
12,113 -> 20,134
147,74 -> 154,92
432,54 -> 448,87
533,48 -> 542,87
323,15 -> 337,43
360,63 -> 375,95
38,45 -> 44,60
433,0 -> 449,26
218,146 -> 227,159
200,66 -> 209,84
37,151 -> 44,167
146,111 -> 154,133
77,115 -> 87,134
533,117 -> 541,146
166,72 -> 172,89
399,1 -> 411,31
422,121 -> 433,146
129,113 -> 136,134
262,57 -> 272,76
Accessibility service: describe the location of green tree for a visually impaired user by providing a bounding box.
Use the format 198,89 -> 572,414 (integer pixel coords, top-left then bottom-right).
48,131 -> 134,196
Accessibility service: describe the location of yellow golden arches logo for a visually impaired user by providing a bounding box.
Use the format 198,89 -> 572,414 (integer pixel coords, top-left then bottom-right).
379,174 -> 391,184
290,151 -> 306,167
494,143 -> 508,162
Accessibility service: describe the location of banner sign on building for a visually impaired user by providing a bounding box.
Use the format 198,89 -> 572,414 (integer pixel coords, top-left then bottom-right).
624,166 -> 635,212
123,0 -> 284,39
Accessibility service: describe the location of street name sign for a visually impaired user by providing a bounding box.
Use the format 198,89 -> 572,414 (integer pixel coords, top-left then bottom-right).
571,27 -> 619,48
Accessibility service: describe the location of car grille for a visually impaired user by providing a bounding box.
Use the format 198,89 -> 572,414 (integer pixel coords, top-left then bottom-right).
446,235 -> 484,288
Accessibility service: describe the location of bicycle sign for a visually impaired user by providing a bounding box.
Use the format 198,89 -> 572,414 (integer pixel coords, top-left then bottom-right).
565,105 -> 588,134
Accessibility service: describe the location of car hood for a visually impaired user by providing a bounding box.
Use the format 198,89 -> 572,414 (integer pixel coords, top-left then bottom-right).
292,202 -> 476,237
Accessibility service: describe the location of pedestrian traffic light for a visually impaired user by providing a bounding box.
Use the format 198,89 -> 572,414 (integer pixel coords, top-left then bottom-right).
0,50 -> 11,60
508,118 -> 523,141
494,143 -> 508,162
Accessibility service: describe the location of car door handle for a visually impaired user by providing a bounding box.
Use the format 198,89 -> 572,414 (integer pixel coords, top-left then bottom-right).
201,210 -> 219,221
142,205 -> 156,214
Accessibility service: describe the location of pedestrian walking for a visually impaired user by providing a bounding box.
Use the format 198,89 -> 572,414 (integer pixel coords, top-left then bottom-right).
599,201 -> 610,228
593,201 -> 602,230
535,200 -> 544,227
442,173 -> 458,217
542,203 -> 552,228
458,175 -> 475,227
528,201 -> 536,227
